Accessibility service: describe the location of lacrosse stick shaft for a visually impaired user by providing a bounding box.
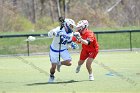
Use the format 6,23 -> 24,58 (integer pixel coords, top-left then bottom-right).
59,35 -> 62,61
58,17 -> 65,62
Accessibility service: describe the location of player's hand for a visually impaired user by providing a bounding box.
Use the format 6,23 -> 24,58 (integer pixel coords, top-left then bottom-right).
71,42 -> 79,49
48,31 -> 53,37
74,32 -> 81,40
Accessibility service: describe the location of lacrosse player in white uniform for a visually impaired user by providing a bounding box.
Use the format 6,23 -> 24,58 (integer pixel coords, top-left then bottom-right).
48,18 -> 78,83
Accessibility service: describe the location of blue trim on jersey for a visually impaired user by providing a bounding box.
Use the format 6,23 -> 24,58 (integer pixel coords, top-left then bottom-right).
50,46 -> 67,52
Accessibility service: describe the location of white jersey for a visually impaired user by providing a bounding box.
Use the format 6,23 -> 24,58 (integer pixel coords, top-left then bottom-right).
50,26 -> 73,52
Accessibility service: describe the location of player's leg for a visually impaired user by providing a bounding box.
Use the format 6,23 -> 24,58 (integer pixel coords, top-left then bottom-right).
76,49 -> 88,73
86,51 -> 98,80
57,50 -> 72,72
50,63 -> 56,75
86,58 -> 93,74
86,58 -> 94,80
48,49 -> 59,82
48,63 -> 56,82
57,60 -> 71,72
75,60 -> 85,73
61,60 -> 72,66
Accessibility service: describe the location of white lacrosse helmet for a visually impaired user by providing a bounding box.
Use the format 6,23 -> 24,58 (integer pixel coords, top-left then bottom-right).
65,18 -> 76,28
76,20 -> 89,31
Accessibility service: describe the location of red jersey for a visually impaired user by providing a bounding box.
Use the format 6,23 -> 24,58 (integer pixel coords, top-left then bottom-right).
73,28 -> 99,51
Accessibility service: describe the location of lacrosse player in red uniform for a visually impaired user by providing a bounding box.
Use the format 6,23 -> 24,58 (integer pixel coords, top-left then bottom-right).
73,20 -> 99,81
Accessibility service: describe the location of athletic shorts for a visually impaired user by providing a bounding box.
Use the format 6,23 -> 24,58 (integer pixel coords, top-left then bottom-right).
80,49 -> 98,60
49,49 -> 72,64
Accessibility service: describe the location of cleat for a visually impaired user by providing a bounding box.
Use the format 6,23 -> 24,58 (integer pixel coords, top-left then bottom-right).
76,65 -> 81,73
48,75 -> 55,83
89,75 -> 94,81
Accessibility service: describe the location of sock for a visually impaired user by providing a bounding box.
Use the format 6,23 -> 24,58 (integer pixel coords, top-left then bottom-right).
89,73 -> 93,77
78,65 -> 81,68
50,73 -> 54,77
58,61 -> 61,65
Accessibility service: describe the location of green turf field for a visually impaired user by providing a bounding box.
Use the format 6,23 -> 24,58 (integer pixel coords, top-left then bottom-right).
0,51 -> 140,93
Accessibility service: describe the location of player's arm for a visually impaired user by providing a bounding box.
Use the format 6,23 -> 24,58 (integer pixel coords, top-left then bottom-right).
48,27 -> 58,37
48,27 -> 63,37
79,38 -> 89,45
81,33 -> 95,45
73,32 -> 90,45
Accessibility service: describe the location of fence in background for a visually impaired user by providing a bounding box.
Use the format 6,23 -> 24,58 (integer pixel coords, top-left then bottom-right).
0,30 -> 140,56
95,30 -> 140,51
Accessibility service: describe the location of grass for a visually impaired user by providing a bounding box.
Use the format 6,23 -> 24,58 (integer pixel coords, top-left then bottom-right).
0,30 -> 48,35
0,32 -> 140,55
0,51 -> 140,93
91,26 -> 140,32
97,32 -> 140,50
0,37 -> 53,54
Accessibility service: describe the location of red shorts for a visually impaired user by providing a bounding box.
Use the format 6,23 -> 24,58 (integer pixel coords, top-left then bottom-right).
80,49 -> 98,60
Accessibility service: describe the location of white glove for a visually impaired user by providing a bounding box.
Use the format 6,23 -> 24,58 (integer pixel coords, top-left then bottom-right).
74,32 -> 81,40
48,31 -> 56,37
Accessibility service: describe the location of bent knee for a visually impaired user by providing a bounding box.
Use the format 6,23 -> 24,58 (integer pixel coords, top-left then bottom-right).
67,62 -> 72,66
66,60 -> 72,66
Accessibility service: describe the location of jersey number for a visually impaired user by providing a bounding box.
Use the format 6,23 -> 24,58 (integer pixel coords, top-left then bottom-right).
59,37 -> 67,45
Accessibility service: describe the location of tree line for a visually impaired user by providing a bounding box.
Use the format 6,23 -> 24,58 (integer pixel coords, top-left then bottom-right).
0,0 -> 140,32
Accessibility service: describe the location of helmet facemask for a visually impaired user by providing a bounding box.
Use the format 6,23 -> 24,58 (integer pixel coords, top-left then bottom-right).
76,26 -> 84,34
76,20 -> 89,34
65,23 -> 74,33
64,18 -> 76,33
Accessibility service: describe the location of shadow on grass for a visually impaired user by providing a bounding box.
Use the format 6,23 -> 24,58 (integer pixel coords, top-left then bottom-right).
26,80 -> 88,86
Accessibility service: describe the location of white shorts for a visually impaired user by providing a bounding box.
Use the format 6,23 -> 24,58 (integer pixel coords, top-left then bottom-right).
49,49 -> 72,64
